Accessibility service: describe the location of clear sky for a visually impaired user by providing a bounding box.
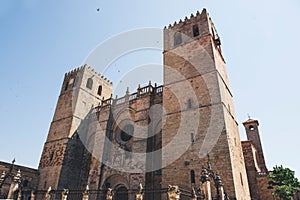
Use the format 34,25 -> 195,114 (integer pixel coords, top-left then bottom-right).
0,0 -> 299,178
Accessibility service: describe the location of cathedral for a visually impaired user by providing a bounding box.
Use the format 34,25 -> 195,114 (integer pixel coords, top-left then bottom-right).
1,8 -> 295,200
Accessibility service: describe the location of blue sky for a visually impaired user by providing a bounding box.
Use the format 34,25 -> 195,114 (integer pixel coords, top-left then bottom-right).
0,0 -> 299,178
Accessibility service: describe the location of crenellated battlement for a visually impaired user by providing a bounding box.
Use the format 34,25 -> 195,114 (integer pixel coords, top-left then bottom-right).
164,10 -> 202,30
64,64 -> 113,85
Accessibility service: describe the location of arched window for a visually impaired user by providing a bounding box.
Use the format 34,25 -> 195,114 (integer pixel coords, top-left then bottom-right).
249,125 -> 255,131
97,85 -> 103,96
191,170 -> 196,184
174,32 -> 182,46
86,78 -> 93,90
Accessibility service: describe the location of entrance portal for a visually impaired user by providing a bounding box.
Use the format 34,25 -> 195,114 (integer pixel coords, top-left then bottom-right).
115,186 -> 128,200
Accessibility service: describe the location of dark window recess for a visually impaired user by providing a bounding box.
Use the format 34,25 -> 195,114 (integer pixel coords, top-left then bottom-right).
156,169 -> 162,175
73,77 -> 77,87
174,32 -> 182,46
188,99 -> 192,109
97,85 -> 103,96
23,180 -> 29,187
191,170 -> 196,184
249,125 -> 255,131
86,78 -> 93,90
49,152 -> 54,161
191,133 -> 195,144
120,124 -> 134,142
193,25 -> 200,37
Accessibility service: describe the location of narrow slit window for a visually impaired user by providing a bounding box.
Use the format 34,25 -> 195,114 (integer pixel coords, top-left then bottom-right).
193,25 -> 200,37
97,85 -> 102,96
64,81 -> 69,91
191,133 -> 195,144
191,170 -> 196,184
174,32 -> 182,46
188,99 -> 192,109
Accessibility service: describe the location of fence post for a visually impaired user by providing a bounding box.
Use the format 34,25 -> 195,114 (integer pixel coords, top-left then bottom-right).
167,185 -> 180,200
82,185 -> 89,200
61,189 -> 69,200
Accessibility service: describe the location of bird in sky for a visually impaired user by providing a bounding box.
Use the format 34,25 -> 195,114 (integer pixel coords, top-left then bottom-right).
96,8 -> 100,12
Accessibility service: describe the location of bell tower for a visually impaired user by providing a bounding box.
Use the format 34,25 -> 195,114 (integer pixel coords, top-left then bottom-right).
243,119 -> 267,172
162,9 -> 251,199
38,65 -> 112,190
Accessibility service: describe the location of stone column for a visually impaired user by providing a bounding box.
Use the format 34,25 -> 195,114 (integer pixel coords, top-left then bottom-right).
201,181 -> 212,200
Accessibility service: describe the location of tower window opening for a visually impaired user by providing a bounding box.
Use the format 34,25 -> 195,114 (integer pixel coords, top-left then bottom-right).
86,78 -> 93,90
191,133 -> 195,145
188,99 -> 192,109
49,151 -> 54,161
72,77 -> 77,87
193,25 -> 200,37
174,32 -> 182,46
249,125 -> 255,131
190,170 -> 196,184
97,85 -> 103,96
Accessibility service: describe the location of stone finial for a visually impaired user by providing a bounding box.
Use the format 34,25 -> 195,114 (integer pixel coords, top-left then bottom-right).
136,183 -> 144,200
106,188 -> 113,200
0,171 -> 5,184
62,188 -> 69,200
45,186 -> 52,200
167,185 -> 181,200
82,185 -> 89,200
14,169 -> 21,184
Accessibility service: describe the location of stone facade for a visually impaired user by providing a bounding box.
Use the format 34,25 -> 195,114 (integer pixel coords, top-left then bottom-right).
1,8 -> 299,200
0,161 -> 39,199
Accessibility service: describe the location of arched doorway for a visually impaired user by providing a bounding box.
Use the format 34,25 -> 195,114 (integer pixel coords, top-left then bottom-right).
115,186 -> 128,200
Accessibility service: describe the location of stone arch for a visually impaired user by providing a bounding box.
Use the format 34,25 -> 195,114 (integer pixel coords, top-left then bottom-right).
102,174 -> 129,190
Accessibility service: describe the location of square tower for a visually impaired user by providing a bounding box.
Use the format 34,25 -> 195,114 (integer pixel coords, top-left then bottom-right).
162,9 -> 251,199
38,65 -> 112,191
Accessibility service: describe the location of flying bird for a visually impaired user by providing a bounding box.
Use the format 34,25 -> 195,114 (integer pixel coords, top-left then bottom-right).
96,8 -> 100,12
